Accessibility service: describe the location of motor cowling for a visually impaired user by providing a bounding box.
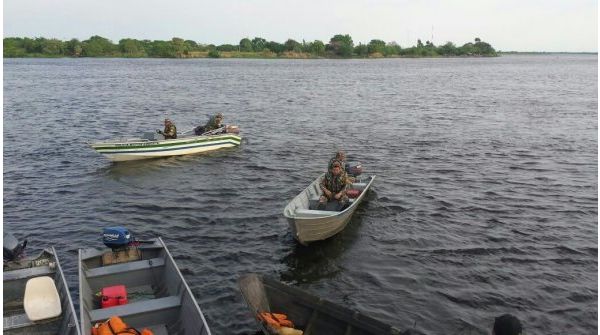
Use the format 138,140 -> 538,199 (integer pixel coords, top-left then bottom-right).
102,227 -> 133,250
3,233 -> 27,262
345,161 -> 363,177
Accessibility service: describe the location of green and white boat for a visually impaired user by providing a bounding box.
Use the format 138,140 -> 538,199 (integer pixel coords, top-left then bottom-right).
89,126 -> 242,162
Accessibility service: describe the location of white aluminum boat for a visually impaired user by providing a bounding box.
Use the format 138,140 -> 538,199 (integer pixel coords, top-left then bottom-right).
89,126 -> 241,162
4,235 -> 81,335
283,174 -> 376,245
78,238 -> 211,335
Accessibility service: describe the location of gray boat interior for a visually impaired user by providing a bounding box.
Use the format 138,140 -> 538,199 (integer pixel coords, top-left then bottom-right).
285,175 -> 374,217
239,273 -> 403,335
79,238 -> 211,335
3,248 -> 80,335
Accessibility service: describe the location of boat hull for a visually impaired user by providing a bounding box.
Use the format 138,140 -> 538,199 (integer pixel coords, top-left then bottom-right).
79,238 -> 211,335
239,273 -> 405,335
3,248 -> 81,335
89,134 -> 242,162
284,174 -> 376,245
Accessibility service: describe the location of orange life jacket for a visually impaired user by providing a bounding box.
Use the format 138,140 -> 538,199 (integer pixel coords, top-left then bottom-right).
91,316 -> 154,335
258,312 -> 294,328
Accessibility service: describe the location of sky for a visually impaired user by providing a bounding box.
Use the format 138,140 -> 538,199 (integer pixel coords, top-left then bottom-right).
3,0 -> 598,52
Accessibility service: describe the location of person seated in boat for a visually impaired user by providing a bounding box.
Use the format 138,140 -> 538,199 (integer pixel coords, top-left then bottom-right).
329,150 -> 357,183
318,160 -> 349,210
157,118 -> 177,139
195,113 -> 224,135
328,150 -> 346,172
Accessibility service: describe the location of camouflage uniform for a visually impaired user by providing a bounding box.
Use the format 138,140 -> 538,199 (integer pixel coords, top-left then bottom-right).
328,151 -> 346,172
162,123 -> 177,139
204,113 -> 223,132
319,161 -> 349,206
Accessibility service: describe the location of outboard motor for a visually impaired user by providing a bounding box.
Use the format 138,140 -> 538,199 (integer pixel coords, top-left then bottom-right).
4,233 -> 27,262
103,227 -> 133,251
345,161 -> 363,177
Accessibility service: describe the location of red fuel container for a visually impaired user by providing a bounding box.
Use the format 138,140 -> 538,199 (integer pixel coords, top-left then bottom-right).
100,285 -> 128,308
347,189 -> 362,198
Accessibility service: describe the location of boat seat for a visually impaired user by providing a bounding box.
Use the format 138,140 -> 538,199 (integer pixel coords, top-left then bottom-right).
295,209 -> 336,217
24,276 -> 62,321
3,313 -> 34,330
86,257 -> 165,279
89,295 -> 181,323
351,182 -> 367,190
3,265 -> 54,281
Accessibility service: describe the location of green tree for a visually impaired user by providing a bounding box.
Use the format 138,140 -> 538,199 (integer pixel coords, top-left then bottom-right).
437,41 -> 457,56
266,41 -> 285,53
208,49 -> 220,58
185,40 -> 198,50
40,38 -> 64,55
216,44 -> 237,52
239,38 -> 252,52
327,34 -> 354,57
309,40 -> 325,56
65,38 -> 83,56
473,38 -> 496,55
354,43 -> 368,57
284,39 -> 302,52
251,37 -> 267,52
148,40 -> 176,57
367,39 -> 386,55
3,38 -> 26,57
82,35 -> 115,56
170,37 -> 187,57
385,42 -> 401,56
118,38 -> 146,57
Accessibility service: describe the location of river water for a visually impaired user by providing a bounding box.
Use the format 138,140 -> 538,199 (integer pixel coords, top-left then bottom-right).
3,55 -> 597,335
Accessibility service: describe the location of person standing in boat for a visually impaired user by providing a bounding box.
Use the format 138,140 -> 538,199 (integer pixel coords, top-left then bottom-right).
318,160 -> 349,209
158,118 -> 177,139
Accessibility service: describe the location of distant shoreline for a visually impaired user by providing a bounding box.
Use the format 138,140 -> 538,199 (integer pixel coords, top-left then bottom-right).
499,51 -> 597,55
5,35 -> 499,59
5,52 -> 596,59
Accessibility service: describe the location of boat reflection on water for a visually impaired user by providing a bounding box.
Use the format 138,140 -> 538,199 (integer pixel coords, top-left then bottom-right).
279,205 -> 369,285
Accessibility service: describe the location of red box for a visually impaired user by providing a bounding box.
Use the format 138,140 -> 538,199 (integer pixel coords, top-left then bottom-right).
347,189 -> 362,198
100,285 -> 128,308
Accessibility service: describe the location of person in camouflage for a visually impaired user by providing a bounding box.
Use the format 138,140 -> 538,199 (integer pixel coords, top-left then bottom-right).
318,160 -> 349,209
328,150 -> 346,172
158,118 -> 177,139
204,113 -> 224,132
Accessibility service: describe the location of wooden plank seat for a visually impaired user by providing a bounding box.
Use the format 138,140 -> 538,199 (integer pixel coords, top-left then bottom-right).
85,257 -> 165,279
88,295 -> 181,323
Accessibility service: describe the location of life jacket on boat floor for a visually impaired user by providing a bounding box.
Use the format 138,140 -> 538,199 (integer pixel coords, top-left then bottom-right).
91,316 -> 154,335
258,312 -> 294,328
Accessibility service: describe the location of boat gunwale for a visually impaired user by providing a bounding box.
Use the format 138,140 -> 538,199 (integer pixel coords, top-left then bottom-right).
78,237 -> 212,335
283,174 -> 376,220
89,134 -> 242,150
4,247 -> 81,335
238,273 -> 402,335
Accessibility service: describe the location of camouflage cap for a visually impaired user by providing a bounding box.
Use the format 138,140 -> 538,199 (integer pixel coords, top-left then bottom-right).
216,113 -> 223,118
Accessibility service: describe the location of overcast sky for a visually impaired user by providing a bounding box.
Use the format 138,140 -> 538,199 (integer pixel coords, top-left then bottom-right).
3,0 -> 598,52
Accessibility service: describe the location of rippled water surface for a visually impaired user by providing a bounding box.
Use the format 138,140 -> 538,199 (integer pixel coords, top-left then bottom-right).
4,55 -> 597,335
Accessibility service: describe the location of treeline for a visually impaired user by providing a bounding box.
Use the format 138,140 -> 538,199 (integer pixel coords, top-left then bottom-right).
3,34 -> 497,58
